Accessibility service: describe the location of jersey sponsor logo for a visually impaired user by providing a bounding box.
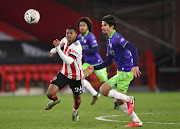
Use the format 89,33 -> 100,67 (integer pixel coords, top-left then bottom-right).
109,50 -> 115,56
74,42 -> 78,45
82,45 -> 89,50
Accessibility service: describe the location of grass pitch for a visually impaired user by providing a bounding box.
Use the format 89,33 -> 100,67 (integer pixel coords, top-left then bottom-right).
0,92 -> 180,129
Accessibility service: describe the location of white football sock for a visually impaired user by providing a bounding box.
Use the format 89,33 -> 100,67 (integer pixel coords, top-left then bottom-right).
120,102 -> 141,123
83,79 -> 98,96
107,89 -> 130,102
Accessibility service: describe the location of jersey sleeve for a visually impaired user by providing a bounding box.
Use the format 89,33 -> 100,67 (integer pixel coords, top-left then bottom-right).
116,35 -> 129,48
89,33 -> 98,48
59,37 -> 66,48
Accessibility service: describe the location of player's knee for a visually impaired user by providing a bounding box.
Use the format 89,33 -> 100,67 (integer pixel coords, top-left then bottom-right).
100,83 -> 111,96
46,91 -> 54,99
100,86 -> 108,96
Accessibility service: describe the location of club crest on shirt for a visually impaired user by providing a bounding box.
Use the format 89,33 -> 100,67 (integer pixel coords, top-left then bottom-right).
84,39 -> 86,43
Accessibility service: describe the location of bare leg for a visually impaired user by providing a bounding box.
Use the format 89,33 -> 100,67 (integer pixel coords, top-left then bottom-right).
73,94 -> 81,110
45,84 -> 60,110
72,94 -> 81,121
46,84 -> 59,101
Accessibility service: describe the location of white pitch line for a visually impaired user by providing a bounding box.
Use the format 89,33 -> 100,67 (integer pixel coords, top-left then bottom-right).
95,112 -> 180,125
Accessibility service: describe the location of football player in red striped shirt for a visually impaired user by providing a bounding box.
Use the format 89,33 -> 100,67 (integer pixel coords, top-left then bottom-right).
45,26 -> 84,121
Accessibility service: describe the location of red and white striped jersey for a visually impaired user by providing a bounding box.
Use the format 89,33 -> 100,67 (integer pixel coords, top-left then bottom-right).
59,37 -> 84,80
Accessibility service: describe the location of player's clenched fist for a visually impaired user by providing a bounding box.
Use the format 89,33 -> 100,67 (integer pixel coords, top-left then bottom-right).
53,39 -> 60,47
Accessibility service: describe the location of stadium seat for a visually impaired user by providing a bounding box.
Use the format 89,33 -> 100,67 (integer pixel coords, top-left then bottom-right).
41,64 -> 54,85
0,65 -> 5,92
4,65 -> 16,92
29,64 -> 40,82
13,65 -> 25,82
53,64 -> 61,74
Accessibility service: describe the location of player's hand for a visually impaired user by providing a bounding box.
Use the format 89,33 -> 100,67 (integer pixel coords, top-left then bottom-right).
130,66 -> 141,78
49,53 -> 55,57
53,39 -> 60,47
83,66 -> 94,75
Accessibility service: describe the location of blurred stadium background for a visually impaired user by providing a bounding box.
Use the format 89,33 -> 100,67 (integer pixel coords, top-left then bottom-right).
0,0 -> 179,95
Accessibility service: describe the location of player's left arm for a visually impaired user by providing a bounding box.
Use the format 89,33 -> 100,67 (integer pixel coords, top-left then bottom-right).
117,35 -> 141,77
124,42 -> 141,78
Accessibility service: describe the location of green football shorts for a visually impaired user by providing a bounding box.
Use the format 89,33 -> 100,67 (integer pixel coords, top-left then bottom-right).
107,70 -> 133,93
82,63 -> 108,82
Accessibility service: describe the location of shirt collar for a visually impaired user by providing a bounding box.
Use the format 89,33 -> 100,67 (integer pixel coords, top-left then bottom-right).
109,30 -> 116,38
81,30 -> 89,37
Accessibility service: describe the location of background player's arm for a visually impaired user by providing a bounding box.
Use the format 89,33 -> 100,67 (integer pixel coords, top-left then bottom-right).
83,33 -> 98,55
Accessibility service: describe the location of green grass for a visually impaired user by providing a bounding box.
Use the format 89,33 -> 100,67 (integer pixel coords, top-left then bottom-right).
0,92 -> 180,129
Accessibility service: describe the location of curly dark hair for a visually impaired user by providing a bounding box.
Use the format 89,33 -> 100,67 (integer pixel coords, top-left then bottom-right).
77,17 -> 93,32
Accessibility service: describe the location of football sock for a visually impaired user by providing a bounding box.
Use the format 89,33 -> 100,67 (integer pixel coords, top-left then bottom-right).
48,94 -> 58,101
107,89 -> 130,102
74,98 -> 81,110
83,79 -> 98,96
120,102 -> 141,123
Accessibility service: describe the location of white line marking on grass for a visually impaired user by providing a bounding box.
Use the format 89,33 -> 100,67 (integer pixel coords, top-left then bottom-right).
95,112 -> 180,125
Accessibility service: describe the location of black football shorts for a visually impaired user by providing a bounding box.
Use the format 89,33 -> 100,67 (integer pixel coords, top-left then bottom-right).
50,72 -> 83,95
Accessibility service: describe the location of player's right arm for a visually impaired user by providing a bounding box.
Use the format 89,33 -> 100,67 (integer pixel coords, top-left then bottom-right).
49,38 -> 64,57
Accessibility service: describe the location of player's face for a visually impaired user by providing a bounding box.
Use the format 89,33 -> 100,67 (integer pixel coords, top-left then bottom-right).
79,21 -> 88,34
101,21 -> 110,35
66,29 -> 77,43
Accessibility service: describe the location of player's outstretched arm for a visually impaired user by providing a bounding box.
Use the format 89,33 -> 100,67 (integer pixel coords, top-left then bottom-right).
49,48 -> 56,57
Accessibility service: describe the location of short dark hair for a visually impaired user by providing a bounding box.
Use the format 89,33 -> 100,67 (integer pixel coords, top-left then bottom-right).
102,15 -> 116,28
77,17 -> 93,32
67,26 -> 77,33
